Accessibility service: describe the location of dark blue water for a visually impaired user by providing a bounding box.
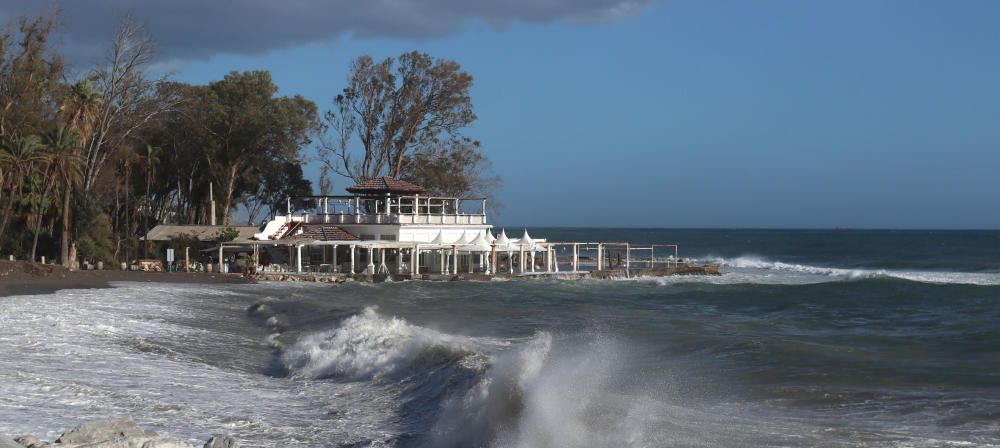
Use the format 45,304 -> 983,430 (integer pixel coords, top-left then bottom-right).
256,229 -> 1000,446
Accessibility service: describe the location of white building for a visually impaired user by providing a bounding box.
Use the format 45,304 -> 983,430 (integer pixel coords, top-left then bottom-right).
253,176 -> 529,275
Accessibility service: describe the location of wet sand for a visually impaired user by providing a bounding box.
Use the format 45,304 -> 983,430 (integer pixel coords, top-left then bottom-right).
0,261 -> 252,297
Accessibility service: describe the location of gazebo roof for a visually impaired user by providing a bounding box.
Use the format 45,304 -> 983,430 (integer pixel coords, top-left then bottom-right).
346,176 -> 426,195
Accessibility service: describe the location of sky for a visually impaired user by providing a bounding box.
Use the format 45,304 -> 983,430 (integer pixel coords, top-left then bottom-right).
4,0 -> 999,228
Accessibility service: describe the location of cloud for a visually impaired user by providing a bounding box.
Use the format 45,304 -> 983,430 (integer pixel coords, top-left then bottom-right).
0,0 -> 657,63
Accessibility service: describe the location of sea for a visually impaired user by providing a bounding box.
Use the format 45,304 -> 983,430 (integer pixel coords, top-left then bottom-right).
0,229 -> 998,447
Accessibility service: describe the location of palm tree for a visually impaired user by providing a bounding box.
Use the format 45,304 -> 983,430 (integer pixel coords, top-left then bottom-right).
32,126 -> 78,262
0,135 -> 44,244
50,129 -> 85,268
62,80 -> 103,144
52,80 -> 101,269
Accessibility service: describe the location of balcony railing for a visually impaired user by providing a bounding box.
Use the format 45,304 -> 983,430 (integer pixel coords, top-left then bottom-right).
289,194 -> 487,226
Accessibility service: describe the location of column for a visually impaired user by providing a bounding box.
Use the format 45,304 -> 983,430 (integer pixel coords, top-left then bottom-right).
367,247 -> 375,274
625,243 -> 630,277
597,244 -> 603,271
350,245 -> 355,274
332,244 -> 338,272
440,249 -> 446,274
296,245 -> 302,273
452,245 -> 458,275
572,244 -> 578,272
544,247 -> 551,273
490,245 -> 497,275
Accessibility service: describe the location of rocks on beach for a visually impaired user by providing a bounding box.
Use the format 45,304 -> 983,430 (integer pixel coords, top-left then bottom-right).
5,418 -> 238,448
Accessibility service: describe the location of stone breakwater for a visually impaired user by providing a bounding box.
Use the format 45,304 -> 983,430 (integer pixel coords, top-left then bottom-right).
2,418 -> 238,448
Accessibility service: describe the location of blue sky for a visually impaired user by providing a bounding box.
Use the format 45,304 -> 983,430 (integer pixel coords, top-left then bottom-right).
18,0 -> 1000,228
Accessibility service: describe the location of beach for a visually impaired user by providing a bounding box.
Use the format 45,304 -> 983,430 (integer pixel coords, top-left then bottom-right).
0,260 -> 252,297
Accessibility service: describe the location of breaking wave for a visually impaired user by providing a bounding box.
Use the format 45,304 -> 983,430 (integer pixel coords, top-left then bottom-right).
708,255 -> 1000,286
280,307 -> 664,447
281,306 -> 489,380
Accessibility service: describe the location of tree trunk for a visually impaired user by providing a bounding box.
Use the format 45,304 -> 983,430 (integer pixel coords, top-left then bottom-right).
60,180 -> 72,268
221,164 -> 239,225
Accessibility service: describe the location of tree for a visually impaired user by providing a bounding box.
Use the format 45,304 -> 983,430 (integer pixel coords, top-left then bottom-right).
31,126 -> 75,261
139,144 -> 159,257
399,138 -> 500,201
51,128 -> 85,267
193,70 -> 317,224
0,135 -> 44,241
319,51 -> 476,183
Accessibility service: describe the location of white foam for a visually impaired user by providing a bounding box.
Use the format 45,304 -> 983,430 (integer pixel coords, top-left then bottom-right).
282,306 -> 495,380
636,255 -> 1000,286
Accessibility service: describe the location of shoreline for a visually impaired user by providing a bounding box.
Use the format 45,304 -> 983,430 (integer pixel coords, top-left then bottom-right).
0,261 -> 252,298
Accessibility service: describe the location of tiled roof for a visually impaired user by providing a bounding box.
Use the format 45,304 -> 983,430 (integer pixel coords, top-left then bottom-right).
346,176 -> 426,194
286,225 -> 359,241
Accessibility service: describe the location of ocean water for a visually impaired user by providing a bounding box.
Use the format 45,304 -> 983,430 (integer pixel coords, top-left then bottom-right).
0,229 -> 998,447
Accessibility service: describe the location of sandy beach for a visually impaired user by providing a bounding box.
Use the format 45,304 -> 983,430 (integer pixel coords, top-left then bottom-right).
0,261 -> 253,297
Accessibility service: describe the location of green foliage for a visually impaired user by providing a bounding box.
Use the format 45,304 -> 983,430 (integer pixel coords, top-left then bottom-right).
216,226 -> 239,242
76,214 -> 115,264
168,232 -> 203,255
319,51 -> 477,182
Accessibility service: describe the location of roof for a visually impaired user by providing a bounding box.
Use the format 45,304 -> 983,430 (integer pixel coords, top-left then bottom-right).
346,176 -> 426,195
146,225 -> 259,243
284,225 -> 359,242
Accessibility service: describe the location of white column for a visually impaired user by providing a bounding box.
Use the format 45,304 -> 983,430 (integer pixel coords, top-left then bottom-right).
572,244 -> 578,272
452,245 -> 458,275
530,251 -> 536,273
413,245 -> 420,275
544,247 -> 551,273
296,245 -> 302,273
597,244 -> 603,271
440,249 -> 446,274
367,247 -> 375,274
350,245 -> 355,274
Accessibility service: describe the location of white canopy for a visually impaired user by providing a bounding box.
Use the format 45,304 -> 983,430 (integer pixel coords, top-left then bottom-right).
517,229 -> 534,250
429,231 -> 447,245
458,230 -> 476,244
460,232 -> 492,252
495,229 -> 511,251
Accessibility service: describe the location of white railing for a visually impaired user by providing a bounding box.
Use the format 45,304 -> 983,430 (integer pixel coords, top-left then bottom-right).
289,194 -> 487,226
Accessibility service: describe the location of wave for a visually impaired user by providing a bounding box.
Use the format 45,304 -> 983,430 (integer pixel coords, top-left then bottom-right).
280,307 -> 671,447
704,255 -> 1000,286
282,306 -> 490,380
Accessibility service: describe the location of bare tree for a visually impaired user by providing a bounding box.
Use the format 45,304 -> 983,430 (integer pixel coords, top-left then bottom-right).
83,13 -> 177,191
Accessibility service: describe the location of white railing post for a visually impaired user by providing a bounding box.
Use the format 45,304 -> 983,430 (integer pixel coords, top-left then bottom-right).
597,244 -> 603,271
625,243 -> 630,277
332,244 -> 338,273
